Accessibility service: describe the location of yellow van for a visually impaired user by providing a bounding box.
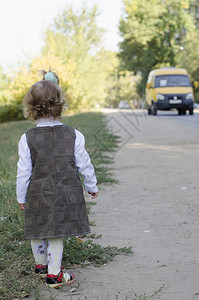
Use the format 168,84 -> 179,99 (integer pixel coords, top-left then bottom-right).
146,68 -> 194,115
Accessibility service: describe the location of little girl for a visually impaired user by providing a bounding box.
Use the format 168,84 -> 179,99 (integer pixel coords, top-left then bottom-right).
16,72 -> 98,288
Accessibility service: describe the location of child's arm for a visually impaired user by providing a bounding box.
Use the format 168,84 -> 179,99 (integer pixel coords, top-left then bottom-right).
74,130 -> 98,198
16,133 -> 32,210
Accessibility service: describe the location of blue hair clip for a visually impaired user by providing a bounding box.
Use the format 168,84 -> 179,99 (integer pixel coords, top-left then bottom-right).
44,72 -> 57,84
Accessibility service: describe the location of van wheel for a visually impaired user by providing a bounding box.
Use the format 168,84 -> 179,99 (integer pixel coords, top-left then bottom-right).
151,104 -> 157,115
153,109 -> 157,115
178,109 -> 182,115
189,109 -> 193,115
182,110 -> 186,115
148,107 -> 151,115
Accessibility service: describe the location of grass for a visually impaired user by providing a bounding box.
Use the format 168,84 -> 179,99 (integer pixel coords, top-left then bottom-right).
65,112 -> 119,185
0,112 -> 133,300
63,237 -> 132,267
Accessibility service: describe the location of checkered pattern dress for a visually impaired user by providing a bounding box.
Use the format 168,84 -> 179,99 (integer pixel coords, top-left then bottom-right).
24,125 -> 90,239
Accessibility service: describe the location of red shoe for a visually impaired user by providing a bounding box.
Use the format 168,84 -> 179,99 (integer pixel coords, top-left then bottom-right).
35,264 -> 48,277
46,270 -> 75,288
35,264 -> 64,277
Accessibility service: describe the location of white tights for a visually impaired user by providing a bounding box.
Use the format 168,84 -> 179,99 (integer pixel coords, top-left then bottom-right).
31,238 -> 63,275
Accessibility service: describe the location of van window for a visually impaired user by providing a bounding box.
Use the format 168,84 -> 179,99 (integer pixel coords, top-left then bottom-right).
155,75 -> 191,87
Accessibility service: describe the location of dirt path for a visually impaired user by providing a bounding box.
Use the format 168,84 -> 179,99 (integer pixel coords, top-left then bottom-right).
37,109 -> 199,300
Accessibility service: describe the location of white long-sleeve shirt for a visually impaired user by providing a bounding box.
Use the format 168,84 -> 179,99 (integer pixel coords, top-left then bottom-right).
16,118 -> 98,204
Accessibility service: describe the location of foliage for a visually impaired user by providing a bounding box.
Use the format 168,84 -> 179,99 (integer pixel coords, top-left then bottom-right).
119,0 -> 195,96
0,102 -> 24,122
63,237 -> 132,267
0,67 -> 11,104
0,112 -> 125,299
104,53 -> 140,107
0,5 -> 138,122
42,5 -> 111,111
177,29 -> 199,101
0,65 -> 40,122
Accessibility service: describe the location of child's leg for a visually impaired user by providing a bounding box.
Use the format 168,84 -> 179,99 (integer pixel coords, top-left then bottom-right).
46,238 -> 75,287
31,239 -> 48,265
47,237 -> 63,275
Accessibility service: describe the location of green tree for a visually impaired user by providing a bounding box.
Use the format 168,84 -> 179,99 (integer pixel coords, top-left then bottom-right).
119,0 -> 195,96
0,67 -> 11,104
0,5 -> 112,122
177,29 -> 199,101
105,60 -> 140,108
42,5 -> 108,111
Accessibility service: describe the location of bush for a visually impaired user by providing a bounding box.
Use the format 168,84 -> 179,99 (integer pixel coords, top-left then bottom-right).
0,103 -> 25,123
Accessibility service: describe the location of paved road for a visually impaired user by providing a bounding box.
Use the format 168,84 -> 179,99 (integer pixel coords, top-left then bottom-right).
38,109 -> 199,300
153,109 -> 199,129
94,108 -> 199,300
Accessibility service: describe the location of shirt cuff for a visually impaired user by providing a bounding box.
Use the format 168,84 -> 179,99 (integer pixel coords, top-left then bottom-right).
85,186 -> 98,193
17,198 -> 26,204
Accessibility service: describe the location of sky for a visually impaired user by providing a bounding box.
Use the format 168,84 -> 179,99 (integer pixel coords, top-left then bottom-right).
0,0 -> 123,71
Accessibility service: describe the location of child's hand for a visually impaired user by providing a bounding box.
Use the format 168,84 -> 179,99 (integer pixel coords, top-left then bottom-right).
88,191 -> 98,199
18,203 -> 25,211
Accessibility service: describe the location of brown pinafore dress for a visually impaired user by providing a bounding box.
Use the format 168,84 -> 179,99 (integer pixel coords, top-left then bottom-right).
24,124 -> 91,239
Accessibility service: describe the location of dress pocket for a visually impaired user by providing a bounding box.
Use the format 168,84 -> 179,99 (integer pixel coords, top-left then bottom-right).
60,185 -> 84,205
42,175 -> 59,207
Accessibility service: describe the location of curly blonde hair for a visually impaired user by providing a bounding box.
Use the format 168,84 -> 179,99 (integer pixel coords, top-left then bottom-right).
23,80 -> 65,121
